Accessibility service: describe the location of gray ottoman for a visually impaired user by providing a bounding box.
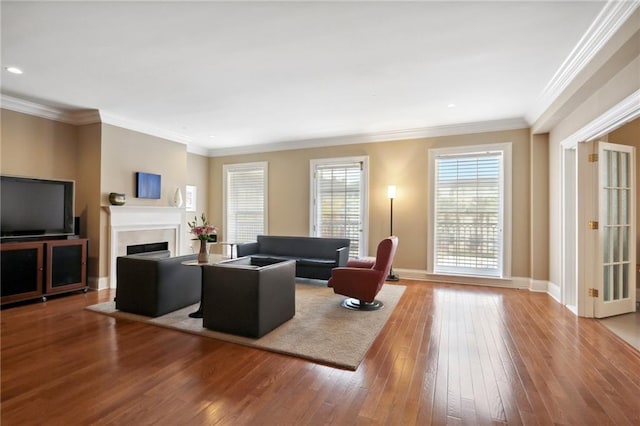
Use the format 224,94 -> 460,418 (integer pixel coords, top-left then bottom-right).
201,257 -> 295,338
116,251 -> 201,317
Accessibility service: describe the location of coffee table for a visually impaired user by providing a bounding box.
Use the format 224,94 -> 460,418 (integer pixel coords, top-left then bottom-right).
219,242 -> 240,258
182,253 -> 228,318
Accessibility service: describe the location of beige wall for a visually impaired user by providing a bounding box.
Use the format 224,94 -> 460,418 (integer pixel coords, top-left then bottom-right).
76,123 -> 102,281
186,152 -> 210,253
100,124 -> 187,206
547,12 -> 640,289
1,109 -> 78,181
1,9 -> 637,292
0,110 -> 108,283
209,128 -> 531,277
530,133 -> 549,281
97,124 -> 191,278
0,112 -> 200,285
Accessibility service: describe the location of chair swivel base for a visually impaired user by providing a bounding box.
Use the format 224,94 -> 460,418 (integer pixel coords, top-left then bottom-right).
341,298 -> 384,311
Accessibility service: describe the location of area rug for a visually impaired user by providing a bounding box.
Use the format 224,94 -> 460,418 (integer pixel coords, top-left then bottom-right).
86,283 -> 405,370
599,311 -> 640,351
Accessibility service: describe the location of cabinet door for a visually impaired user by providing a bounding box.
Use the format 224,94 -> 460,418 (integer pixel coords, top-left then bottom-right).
1,242 -> 44,304
46,239 -> 87,294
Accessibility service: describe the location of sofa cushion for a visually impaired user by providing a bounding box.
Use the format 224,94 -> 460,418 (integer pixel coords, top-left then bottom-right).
250,254 -> 336,267
257,235 -> 350,260
295,257 -> 336,266
250,254 -> 294,262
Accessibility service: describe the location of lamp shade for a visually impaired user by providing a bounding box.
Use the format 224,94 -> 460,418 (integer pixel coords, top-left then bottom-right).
387,185 -> 397,199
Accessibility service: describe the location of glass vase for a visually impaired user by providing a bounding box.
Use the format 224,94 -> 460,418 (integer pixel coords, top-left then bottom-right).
198,239 -> 209,263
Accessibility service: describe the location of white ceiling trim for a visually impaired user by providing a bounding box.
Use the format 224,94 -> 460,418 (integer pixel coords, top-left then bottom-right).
1,94 -> 100,125
99,111 -> 193,146
560,89 -> 640,149
206,117 -> 529,157
526,0 -> 639,125
1,93 -> 527,157
0,94 -> 207,152
185,144 -> 211,157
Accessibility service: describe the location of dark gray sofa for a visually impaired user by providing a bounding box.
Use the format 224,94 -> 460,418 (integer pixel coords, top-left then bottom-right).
236,235 -> 350,280
202,257 -> 296,338
115,250 -> 200,317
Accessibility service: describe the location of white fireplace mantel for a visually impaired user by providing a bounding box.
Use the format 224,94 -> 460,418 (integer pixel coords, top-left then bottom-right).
105,205 -> 185,226
105,206 -> 186,288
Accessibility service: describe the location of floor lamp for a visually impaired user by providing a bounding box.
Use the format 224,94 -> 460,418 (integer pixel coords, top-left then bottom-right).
387,185 -> 399,281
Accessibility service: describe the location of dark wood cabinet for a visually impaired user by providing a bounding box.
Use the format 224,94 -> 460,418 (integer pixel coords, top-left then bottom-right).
1,238 -> 88,305
45,239 -> 88,295
1,241 -> 44,304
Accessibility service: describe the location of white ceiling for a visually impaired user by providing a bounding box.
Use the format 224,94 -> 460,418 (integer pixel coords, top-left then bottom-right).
1,1 -> 608,155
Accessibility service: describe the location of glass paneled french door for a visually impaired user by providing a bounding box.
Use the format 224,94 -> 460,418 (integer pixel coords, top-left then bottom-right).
310,157 -> 368,258
596,142 -> 636,318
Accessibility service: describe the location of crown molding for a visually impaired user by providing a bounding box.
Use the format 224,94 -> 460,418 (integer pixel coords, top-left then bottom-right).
1,94 -> 100,124
69,109 -> 102,125
2,94 -> 527,157
560,89 -> 640,149
186,143 -> 211,157
0,94 -> 192,145
526,0 -> 639,125
98,111 -> 192,145
206,117 -> 528,157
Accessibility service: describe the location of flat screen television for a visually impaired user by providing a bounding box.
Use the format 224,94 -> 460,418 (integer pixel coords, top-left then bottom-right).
136,172 -> 161,199
1,175 -> 75,239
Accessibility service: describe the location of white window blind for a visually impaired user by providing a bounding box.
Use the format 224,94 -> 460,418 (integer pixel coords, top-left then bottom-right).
434,152 -> 503,277
224,163 -> 267,244
312,160 -> 365,258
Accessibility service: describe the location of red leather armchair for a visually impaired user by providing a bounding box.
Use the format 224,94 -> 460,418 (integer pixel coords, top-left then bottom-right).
328,236 -> 398,310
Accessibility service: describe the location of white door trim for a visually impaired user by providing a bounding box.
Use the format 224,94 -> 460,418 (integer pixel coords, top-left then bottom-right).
558,89 -> 640,317
309,156 -> 369,258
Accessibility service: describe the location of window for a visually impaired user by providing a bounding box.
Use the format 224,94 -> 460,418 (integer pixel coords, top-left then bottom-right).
310,157 -> 368,258
185,185 -> 196,212
223,162 -> 268,246
428,143 -> 511,278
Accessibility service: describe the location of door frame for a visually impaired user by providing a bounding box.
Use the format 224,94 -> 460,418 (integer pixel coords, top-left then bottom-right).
559,90 -> 640,317
561,145 -> 578,314
309,156 -> 369,258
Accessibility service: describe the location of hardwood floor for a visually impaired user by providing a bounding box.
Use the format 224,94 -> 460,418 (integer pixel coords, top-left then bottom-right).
2,280 -> 639,425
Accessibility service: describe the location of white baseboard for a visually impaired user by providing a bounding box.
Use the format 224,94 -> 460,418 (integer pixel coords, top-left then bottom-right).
394,268 -> 529,290
529,279 -> 561,303
528,279 -> 548,293
565,304 -> 579,315
393,269 -> 564,305
546,281 -> 562,303
89,276 -> 110,290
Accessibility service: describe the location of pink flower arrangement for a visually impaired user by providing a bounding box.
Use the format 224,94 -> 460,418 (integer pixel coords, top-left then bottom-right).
188,213 -> 217,241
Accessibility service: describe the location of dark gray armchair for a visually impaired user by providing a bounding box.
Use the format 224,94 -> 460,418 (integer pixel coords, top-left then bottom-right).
201,257 -> 296,338
116,250 -> 201,317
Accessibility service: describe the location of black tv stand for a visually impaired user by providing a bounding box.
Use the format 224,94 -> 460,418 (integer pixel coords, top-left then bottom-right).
1,234 -> 70,244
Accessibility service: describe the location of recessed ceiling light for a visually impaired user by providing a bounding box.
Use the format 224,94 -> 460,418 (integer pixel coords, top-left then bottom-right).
447,103 -> 456,108
209,134 -> 216,139
5,66 -> 23,75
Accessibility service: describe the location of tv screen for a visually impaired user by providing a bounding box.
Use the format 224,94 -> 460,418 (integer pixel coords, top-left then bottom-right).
136,172 -> 161,199
1,176 -> 75,238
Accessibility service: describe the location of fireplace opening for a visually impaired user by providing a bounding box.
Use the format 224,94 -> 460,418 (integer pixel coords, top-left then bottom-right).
127,241 -> 169,255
